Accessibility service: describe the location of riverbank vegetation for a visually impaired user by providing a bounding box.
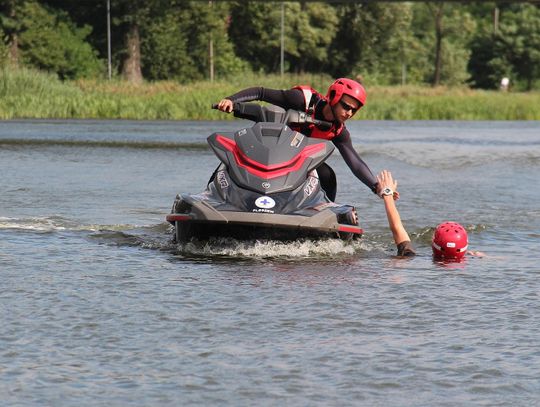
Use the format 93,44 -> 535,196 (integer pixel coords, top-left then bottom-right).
2,2 -> 540,91
2,67 -> 539,120
1,2 -> 540,120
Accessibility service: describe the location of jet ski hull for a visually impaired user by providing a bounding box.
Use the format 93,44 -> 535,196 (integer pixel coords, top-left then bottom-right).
167,195 -> 362,242
167,103 -> 364,243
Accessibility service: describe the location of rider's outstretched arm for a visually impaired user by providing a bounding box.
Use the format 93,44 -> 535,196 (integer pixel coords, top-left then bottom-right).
333,131 -> 379,192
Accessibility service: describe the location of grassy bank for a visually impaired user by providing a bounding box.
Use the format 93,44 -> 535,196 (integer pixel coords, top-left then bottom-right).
1,68 -> 539,120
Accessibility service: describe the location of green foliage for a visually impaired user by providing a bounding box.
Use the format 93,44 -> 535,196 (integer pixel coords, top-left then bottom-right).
328,3 -> 417,84
469,4 -> 540,90
16,1 -> 102,79
499,4 -> 540,90
0,0 -> 24,66
282,2 -> 338,73
2,1 -> 539,90
228,2 -> 283,72
2,68 -> 539,120
439,8 -> 476,86
0,41 -> 8,67
356,86 -> 540,120
228,1 -> 338,74
141,2 -> 249,82
410,3 -> 476,86
468,34 -> 513,89
141,11 -> 199,81
0,66 -> 83,118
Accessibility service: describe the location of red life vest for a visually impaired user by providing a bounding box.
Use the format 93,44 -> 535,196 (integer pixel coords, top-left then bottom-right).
292,85 -> 343,140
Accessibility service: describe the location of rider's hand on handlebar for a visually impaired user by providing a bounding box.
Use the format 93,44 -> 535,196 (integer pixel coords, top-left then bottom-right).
217,99 -> 234,113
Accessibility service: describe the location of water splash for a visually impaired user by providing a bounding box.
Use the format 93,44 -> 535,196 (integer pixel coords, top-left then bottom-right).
0,216 -> 133,233
173,237 -> 372,259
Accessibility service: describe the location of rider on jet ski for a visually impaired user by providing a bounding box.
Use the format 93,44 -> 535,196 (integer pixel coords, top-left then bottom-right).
217,78 -> 377,202
217,78 -> 416,257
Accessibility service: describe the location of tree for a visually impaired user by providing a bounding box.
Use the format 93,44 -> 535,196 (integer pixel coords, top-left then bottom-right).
7,1 -> 102,79
141,2 -> 247,82
282,2 -> 338,73
468,3 -> 540,90
468,31 -> 513,89
40,0 -> 108,53
111,0 -> 145,83
228,2 -> 283,73
229,2 -> 337,74
499,4 -> 540,90
110,0 -> 175,83
427,2 -> 444,86
141,10 -> 197,81
327,2 -> 416,84
0,0 -> 27,66
411,3 -> 476,86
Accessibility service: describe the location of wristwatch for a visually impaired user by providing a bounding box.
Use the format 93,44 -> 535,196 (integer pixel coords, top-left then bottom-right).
381,187 -> 393,197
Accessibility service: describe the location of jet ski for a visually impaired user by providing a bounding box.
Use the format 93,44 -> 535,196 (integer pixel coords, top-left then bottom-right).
166,102 -> 363,242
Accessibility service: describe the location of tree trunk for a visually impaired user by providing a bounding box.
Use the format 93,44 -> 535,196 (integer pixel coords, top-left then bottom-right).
429,2 -> 445,87
7,0 -> 19,67
8,33 -> 19,67
122,23 -> 143,84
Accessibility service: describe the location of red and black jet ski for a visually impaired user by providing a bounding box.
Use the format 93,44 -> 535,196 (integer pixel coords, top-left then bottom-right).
167,102 -> 362,242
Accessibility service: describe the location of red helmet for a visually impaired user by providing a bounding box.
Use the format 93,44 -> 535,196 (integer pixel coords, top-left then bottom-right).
432,222 -> 468,260
326,78 -> 366,108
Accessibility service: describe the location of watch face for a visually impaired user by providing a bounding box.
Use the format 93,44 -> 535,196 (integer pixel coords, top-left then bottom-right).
382,187 -> 393,196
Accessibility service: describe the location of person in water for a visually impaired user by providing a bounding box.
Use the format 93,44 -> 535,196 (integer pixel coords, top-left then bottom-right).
432,221 -> 485,261
376,170 -> 416,257
216,78 -> 379,201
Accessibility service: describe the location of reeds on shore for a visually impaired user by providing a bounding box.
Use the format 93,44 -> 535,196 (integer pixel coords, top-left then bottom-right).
1,67 -> 539,120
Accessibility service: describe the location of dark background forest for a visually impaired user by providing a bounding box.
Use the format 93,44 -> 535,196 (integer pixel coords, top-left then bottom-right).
1,1 -> 540,90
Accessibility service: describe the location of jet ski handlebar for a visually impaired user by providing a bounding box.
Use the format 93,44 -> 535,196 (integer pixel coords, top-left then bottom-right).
283,109 -> 333,131
212,102 -> 333,131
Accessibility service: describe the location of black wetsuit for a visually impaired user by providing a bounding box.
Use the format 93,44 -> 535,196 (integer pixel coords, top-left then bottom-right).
225,87 -> 379,200
397,241 -> 416,257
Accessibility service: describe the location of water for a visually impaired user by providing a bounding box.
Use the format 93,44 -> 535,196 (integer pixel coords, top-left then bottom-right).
1,119 -> 539,406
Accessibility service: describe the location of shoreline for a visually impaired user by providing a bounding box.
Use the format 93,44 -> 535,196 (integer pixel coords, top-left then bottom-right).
1,68 -> 539,120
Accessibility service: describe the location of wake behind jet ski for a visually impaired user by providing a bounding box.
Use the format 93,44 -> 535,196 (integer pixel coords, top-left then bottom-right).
166,102 -> 363,242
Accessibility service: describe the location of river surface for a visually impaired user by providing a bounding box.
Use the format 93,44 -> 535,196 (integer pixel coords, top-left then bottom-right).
1,119 -> 539,406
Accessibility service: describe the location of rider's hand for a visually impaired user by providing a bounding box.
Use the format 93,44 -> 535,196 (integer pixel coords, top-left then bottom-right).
217,99 -> 233,113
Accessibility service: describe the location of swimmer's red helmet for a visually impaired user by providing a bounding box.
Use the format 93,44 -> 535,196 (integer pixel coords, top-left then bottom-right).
432,222 -> 468,260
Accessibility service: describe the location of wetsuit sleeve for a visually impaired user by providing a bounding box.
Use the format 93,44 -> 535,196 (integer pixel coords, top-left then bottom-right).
332,128 -> 378,192
226,87 -> 305,110
397,241 -> 416,257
